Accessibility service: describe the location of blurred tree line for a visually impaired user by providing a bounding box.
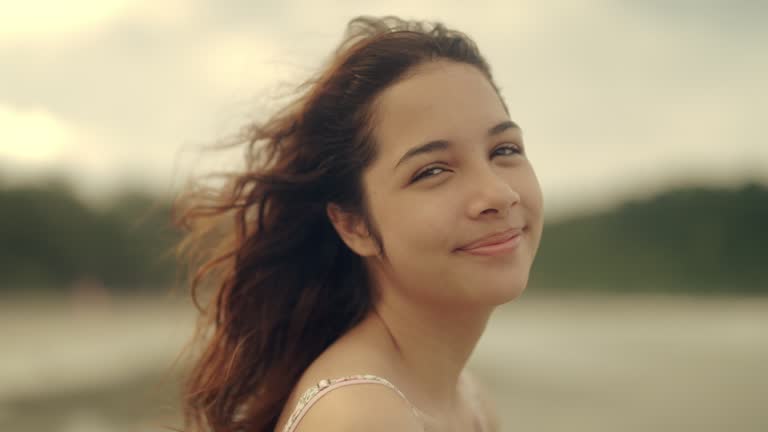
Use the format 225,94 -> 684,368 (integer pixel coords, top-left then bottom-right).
0,179 -> 178,293
0,178 -> 765,295
531,182 -> 768,295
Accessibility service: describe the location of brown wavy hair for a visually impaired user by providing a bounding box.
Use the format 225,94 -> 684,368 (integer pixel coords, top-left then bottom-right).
174,15 -> 500,432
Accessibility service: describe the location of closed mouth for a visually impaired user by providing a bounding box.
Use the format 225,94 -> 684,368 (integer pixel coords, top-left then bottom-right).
457,226 -> 525,251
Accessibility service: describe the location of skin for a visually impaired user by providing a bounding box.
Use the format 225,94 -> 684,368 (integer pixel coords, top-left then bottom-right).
276,60 -> 543,432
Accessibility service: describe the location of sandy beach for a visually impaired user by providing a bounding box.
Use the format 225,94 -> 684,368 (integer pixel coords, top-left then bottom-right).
1,292 -> 766,431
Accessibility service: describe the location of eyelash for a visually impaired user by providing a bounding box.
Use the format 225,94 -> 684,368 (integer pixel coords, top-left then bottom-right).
410,144 -> 522,183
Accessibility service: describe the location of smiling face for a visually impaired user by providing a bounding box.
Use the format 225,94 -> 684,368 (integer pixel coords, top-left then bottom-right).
337,60 -> 544,308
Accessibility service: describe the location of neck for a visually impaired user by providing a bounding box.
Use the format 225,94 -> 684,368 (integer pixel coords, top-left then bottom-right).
364,287 -> 493,416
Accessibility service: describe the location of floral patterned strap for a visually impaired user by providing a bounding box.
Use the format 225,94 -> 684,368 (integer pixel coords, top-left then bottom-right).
281,374 -> 422,432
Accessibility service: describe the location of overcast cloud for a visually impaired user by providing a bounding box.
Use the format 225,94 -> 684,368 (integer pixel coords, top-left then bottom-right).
1,0 -> 766,215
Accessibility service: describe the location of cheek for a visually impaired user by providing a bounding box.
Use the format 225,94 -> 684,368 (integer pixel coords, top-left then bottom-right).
517,163 -> 543,207
520,168 -> 544,260
509,164 -> 543,231
379,200 -> 453,254
373,197 -> 460,283
524,167 -> 545,236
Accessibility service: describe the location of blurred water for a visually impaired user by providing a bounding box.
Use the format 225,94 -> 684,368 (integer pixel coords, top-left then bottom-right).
0,295 -> 192,432
1,292 -> 766,431
473,293 -> 768,431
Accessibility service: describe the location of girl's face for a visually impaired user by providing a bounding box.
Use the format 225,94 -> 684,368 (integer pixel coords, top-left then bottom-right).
361,60 -> 544,308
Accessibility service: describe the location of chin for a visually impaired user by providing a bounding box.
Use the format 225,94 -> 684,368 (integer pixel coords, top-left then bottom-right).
465,273 -> 529,306
492,284 -> 527,305
438,261 -> 533,306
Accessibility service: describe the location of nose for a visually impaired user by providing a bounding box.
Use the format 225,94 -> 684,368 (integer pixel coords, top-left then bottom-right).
466,168 -> 520,219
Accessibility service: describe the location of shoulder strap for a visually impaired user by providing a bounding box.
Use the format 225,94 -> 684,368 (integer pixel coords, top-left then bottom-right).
281,374 -> 421,432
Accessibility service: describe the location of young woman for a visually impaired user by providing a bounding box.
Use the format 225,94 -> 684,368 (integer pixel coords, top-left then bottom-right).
176,15 -> 543,432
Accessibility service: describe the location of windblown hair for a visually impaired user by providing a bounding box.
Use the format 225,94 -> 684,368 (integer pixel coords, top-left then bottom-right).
175,15 -> 498,432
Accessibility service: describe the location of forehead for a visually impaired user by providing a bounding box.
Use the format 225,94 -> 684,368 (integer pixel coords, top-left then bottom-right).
370,60 -> 508,160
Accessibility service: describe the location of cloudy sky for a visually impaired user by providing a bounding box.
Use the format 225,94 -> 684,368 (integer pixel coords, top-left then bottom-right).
1,0 -> 766,216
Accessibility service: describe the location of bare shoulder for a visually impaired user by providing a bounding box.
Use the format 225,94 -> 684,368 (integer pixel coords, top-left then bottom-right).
462,369 -> 501,432
291,381 -> 422,432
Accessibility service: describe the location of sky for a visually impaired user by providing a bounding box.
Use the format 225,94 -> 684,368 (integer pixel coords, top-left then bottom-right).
0,0 -> 766,216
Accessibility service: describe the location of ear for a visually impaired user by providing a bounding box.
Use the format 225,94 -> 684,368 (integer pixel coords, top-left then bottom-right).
326,203 -> 379,257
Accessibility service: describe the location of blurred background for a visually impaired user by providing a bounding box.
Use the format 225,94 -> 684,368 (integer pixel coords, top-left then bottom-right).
1,1 -> 766,431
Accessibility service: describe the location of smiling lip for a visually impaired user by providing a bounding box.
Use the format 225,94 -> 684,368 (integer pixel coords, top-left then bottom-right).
457,227 -> 524,256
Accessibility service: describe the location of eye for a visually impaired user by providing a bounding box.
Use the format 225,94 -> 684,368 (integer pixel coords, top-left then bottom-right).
411,166 -> 447,183
492,144 -> 522,157
409,144 -> 523,184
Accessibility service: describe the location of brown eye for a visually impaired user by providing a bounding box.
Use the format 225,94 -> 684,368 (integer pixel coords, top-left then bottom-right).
492,144 -> 522,157
411,166 -> 447,183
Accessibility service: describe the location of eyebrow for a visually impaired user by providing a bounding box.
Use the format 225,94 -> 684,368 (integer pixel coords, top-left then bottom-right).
394,120 -> 520,170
